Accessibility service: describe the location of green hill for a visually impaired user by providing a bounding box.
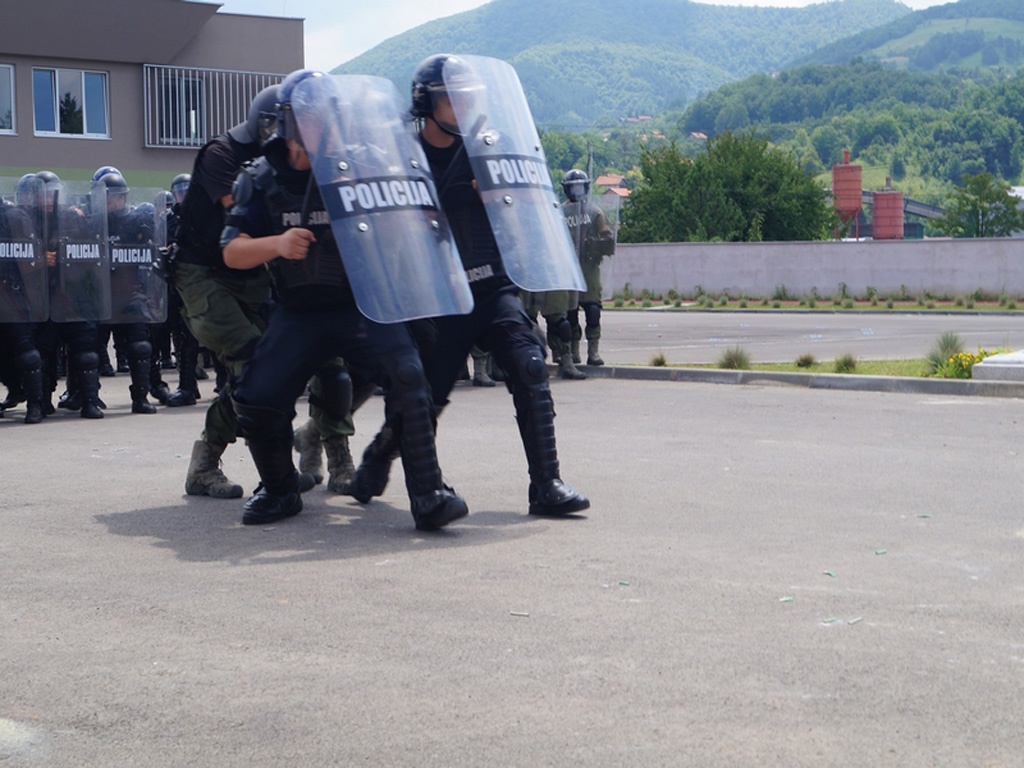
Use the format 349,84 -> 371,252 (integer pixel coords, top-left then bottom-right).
795,0 -> 1024,70
331,0 -> 910,127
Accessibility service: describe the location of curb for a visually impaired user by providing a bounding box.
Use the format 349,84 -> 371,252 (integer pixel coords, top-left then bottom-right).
549,364 -> 1024,399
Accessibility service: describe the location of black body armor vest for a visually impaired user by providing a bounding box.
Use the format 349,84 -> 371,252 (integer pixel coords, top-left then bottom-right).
245,155 -> 353,310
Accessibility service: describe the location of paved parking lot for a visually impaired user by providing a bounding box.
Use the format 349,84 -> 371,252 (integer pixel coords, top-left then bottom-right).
2,365 -> 1022,766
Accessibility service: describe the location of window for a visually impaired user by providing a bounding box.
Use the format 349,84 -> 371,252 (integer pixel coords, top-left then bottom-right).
0,65 -> 13,132
33,68 -> 108,137
158,70 -> 205,145
143,65 -> 281,149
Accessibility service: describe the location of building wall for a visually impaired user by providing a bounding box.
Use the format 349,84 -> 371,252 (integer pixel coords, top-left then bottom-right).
0,3 -> 302,188
603,239 -> 1024,299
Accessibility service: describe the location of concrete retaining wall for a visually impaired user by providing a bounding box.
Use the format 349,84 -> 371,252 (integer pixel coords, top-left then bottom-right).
602,239 -> 1024,300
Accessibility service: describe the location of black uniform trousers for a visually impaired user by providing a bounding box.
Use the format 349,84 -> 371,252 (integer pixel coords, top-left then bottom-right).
234,303 -> 421,417
424,285 -> 546,407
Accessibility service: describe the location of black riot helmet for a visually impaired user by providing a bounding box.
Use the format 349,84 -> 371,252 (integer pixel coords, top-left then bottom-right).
15,174 -> 36,206
97,171 -> 130,217
170,173 -> 191,204
562,169 -> 590,202
410,54 -> 483,136
92,165 -> 121,183
274,69 -> 325,145
228,85 -> 280,145
35,170 -> 61,209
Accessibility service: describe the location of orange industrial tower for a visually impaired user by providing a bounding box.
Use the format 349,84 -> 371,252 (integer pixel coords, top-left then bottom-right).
832,148 -> 862,238
872,177 -> 905,240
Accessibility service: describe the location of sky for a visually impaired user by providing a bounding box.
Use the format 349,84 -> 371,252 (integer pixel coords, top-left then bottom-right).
204,0 -> 958,72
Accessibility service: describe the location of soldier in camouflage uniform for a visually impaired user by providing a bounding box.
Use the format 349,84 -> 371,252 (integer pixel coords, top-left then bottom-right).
562,169 -> 615,366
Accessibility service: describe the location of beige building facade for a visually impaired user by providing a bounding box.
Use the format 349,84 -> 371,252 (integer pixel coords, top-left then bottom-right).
0,0 -> 303,188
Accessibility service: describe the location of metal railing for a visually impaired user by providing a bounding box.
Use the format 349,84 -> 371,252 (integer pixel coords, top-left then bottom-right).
143,65 -> 283,149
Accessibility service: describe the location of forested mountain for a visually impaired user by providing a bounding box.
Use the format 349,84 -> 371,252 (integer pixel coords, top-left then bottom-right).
793,0 -> 1024,71
331,0 -> 909,127
676,59 -> 1024,202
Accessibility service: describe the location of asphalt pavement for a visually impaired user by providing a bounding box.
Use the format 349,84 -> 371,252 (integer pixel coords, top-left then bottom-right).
1,317 -> 1023,767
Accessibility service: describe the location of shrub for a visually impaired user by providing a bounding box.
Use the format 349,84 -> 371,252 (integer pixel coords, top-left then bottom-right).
834,353 -> 857,374
795,353 -> 816,368
926,331 -> 964,373
886,299 -> 894,309
718,346 -> 751,370
650,352 -> 667,367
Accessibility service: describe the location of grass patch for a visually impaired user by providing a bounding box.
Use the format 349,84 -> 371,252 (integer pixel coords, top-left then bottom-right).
660,358 -> 933,377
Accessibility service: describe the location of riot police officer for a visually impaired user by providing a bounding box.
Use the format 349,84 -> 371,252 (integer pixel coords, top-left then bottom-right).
173,85 -> 352,500
222,69 -> 468,530
348,54 -> 590,518
0,176 -> 47,423
562,169 -> 615,366
95,171 -> 160,414
31,171 -> 106,419
172,86 -> 280,498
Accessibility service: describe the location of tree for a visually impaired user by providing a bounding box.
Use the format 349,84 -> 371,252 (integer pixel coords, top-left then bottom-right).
621,131 -> 835,243
59,92 -> 82,134
934,171 -> 1024,238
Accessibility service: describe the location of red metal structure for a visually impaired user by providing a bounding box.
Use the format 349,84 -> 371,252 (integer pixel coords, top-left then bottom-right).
832,149 -> 862,238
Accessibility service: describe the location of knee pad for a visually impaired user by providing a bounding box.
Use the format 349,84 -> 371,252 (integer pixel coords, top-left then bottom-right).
582,302 -> 601,329
311,365 -> 353,421
17,349 -> 42,370
385,352 -> 425,394
545,315 -> 572,344
128,339 -> 152,361
508,345 -> 548,387
74,351 -> 99,372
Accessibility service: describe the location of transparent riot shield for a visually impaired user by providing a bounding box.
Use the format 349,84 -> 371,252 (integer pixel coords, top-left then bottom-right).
564,192 -> 618,265
105,186 -> 167,323
0,177 -> 49,323
443,54 -> 585,293
292,73 -> 473,324
49,180 -> 111,323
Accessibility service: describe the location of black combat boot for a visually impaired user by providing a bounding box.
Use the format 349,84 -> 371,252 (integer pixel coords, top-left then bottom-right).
165,340 -> 199,407
127,340 -> 156,414
513,375 -> 590,516
150,356 -> 171,405
391,392 -> 467,531
347,424 -> 400,504
18,350 -> 46,424
76,352 -> 104,419
234,401 -> 303,526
